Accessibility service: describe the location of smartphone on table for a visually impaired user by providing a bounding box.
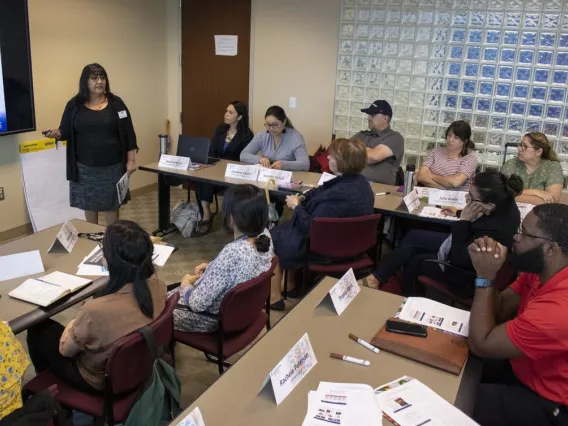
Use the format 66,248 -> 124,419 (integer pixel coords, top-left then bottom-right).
386,319 -> 428,338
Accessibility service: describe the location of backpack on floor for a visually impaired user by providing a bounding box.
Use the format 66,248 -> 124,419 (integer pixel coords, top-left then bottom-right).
170,200 -> 202,238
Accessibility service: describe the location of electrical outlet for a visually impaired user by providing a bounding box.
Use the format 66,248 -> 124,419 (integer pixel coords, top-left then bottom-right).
0,187 -> 4,201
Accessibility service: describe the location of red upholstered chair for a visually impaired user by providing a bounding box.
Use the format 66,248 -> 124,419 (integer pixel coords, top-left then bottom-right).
23,293 -> 180,426
173,257 -> 278,375
284,214 -> 382,297
416,259 -> 517,308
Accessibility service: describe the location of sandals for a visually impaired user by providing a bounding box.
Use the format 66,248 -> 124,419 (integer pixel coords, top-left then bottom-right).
193,212 -> 216,237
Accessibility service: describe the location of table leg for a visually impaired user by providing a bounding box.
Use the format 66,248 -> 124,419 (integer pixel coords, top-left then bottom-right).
153,173 -> 173,236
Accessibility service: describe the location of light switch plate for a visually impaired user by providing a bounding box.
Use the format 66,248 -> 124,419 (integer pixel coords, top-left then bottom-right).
289,97 -> 297,109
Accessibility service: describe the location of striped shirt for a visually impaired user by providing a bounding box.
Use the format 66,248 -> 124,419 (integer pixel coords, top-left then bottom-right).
424,147 -> 478,191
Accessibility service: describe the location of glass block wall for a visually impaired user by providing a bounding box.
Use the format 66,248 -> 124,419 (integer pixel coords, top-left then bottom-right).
334,0 -> 568,179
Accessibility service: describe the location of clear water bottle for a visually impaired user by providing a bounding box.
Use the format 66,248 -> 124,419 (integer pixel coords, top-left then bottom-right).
403,164 -> 416,197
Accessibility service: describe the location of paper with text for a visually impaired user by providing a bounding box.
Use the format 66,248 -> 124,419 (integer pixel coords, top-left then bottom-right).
77,247 -> 109,276
257,167 -> 293,183
428,189 -> 468,209
47,220 -> 79,253
116,172 -> 130,204
0,250 -> 44,282
375,376 -> 479,426
317,172 -> 337,186
403,189 -> 420,213
224,163 -> 260,181
261,333 -> 317,405
419,206 -> 459,221
152,244 -> 175,267
158,154 -> 191,171
517,202 -> 535,221
178,406 -> 206,426
8,272 -> 91,307
328,269 -> 360,316
397,297 -> 470,337
214,35 -> 238,56
415,186 -> 431,199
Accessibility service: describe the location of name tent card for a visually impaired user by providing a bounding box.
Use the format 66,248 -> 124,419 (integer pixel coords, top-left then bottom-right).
317,172 -> 337,186
326,268 -> 360,316
259,333 -> 318,405
158,154 -> 191,171
428,189 -> 467,209
257,167 -> 293,183
403,188 -> 420,213
224,163 -> 260,181
47,220 -> 78,253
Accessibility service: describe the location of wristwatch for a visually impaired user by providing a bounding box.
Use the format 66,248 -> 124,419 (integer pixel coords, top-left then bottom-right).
475,277 -> 493,288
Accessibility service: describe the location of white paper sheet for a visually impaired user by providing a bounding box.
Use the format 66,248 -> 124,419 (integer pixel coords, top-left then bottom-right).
77,247 -> 109,277
214,35 -> 238,56
9,279 -> 65,307
403,189 -> 420,213
419,206 -> 459,221
375,376 -> 479,426
0,250 -> 44,282
397,297 -> 470,337
317,172 -> 337,186
153,244 -> 175,267
517,202 -> 535,221
116,172 -> 130,204
177,407 -> 206,426
428,189 -> 468,209
328,269 -> 360,316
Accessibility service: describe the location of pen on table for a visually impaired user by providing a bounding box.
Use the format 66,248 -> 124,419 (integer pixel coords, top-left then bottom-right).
349,333 -> 380,354
330,353 -> 370,366
375,192 -> 390,196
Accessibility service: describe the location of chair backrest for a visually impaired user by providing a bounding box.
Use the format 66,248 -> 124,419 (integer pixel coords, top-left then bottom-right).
395,167 -> 404,186
105,292 -> 180,395
309,214 -> 382,259
219,257 -> 277,334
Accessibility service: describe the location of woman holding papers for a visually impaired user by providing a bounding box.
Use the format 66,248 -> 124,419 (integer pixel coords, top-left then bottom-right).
171,185 -> 274,332
42,63 -> 138,226
195,101 -> 254,236
416,120 -> 478,191
501,132 -> 564,205
269,138 -> 375,310
26,221 -> 166,394
365,170 -> 522,299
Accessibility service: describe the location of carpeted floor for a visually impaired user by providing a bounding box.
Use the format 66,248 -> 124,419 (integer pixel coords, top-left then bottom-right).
19,186 -> 300,410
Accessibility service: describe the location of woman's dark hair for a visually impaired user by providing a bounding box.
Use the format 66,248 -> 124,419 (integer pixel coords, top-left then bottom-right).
74,63 -> 112,104
445,120 -> 474,157
221,184 -> 270,253
472,170 -> 523,212
265,105 -> 294,129
228,100 -> 250,135
102,220 -> 155,318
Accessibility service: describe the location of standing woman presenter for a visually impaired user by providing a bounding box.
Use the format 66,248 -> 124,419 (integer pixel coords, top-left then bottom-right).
43,63 -> 138,225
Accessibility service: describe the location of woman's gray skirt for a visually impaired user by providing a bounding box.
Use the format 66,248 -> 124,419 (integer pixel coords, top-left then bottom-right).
70,162 -> 130,211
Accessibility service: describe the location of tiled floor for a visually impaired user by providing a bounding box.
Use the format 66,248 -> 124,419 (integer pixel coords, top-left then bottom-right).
18,187 -> 300,409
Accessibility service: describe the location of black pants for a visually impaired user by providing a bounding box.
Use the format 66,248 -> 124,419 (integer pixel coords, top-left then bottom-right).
373,229 -> 449,295
474,358 -> 568,426
26,319 -> 100,395
195,183 -> 215,204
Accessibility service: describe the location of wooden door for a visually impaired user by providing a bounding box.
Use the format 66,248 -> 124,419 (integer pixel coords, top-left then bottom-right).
181,0 -> 251,138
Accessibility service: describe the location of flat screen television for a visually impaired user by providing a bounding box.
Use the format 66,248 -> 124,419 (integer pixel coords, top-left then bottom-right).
0,0 -> 35,136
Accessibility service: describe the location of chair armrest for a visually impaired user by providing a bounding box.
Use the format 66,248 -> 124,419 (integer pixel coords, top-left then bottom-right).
420,259 -> 476,279
167,282 -> 181,291
175,304 -> 220,320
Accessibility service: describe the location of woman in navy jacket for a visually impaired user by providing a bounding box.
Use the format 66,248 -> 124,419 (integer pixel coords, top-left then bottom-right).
269,138 -> 375,310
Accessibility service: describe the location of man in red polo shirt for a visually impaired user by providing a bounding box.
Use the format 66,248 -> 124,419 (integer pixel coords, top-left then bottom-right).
466,203 -> 568,426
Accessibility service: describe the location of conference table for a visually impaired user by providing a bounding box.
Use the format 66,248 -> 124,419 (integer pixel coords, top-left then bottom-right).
171,276 -> 480,426
1,220 -> 108,334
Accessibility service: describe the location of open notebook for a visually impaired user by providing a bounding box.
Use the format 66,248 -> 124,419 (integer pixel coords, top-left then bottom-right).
9,271 -> 92,307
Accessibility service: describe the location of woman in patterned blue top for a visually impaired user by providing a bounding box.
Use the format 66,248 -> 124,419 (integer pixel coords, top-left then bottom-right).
171,184 -> 274,333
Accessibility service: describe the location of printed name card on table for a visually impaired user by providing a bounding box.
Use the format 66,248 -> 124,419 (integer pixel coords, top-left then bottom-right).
403,188 -> 420,213
428,189 -> 467,209
259,333 -> 317,405
158,154 -> 191,171
257,167 -> 293,183
317,172 -> 337,186
326,268 -> 360,316
224,163 -> 260,181
47,220 -> 78,253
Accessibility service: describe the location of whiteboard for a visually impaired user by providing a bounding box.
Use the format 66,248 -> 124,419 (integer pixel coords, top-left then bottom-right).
20,140 -> 85,232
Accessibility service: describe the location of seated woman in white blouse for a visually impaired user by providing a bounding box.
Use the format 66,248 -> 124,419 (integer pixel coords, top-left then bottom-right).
417,120 -> 478,191
170,184 -> 274,333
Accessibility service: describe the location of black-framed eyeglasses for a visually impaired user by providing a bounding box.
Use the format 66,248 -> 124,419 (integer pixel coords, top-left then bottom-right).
515,229 -> 566,247
264,122 -> 282,129
78,232 -> 104,244
467,192 -> 483,203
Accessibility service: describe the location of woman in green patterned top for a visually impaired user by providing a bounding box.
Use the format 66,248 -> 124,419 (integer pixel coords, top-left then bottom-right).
501,132 -> 564,205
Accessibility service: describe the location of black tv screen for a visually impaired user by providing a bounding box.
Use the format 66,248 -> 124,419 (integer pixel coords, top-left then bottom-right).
0,0 -> 35,136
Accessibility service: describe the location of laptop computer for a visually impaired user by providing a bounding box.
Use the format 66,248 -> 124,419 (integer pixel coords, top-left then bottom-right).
177,135 -> 219,165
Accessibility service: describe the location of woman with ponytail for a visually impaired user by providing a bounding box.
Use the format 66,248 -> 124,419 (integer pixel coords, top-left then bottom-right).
365,170 -> 522,300
171,184 -> 274,333
26,220 -> 166,394
501,132 -> 564,205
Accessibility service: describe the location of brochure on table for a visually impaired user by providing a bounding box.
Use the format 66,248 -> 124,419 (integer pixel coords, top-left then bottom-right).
323,268 -> 360,316
375,376 -> 479,426
158,154 -> 191,171
259,333 -> 317,405
428,189 -> 468,209
9,271 -> 91,307
224,163 -> 260,181
0,250 -> 44,282
396,297 -> 470,337
47,220 -> 79,253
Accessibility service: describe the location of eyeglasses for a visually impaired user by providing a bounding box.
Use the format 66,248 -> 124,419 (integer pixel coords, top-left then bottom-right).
89,75 -> 106,82
467,192 -> 483,203
515,229 -> 566,247
264,122 -> 281,129
519,143 -> 535,151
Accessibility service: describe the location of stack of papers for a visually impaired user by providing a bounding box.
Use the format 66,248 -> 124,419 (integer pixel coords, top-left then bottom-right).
9,271 -> 91,307
419,206 -> 459,221
375,376 -> 479,425
396,297 -> 470,337
302,382 -> 383,426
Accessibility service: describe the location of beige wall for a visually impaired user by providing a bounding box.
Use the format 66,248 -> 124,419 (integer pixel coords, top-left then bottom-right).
0,0 -> 172,234
250,0 -> 340,152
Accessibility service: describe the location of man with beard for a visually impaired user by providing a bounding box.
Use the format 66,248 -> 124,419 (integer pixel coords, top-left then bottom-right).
466,203 -> 568,426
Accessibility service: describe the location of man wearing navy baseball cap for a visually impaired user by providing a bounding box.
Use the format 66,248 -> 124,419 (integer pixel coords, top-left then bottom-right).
353,100 -> 404,185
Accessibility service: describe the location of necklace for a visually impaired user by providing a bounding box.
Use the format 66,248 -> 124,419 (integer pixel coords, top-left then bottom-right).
87,96 -> 107,110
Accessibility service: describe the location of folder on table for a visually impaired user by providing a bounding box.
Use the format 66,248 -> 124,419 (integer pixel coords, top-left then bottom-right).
370,319 -> 469,375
